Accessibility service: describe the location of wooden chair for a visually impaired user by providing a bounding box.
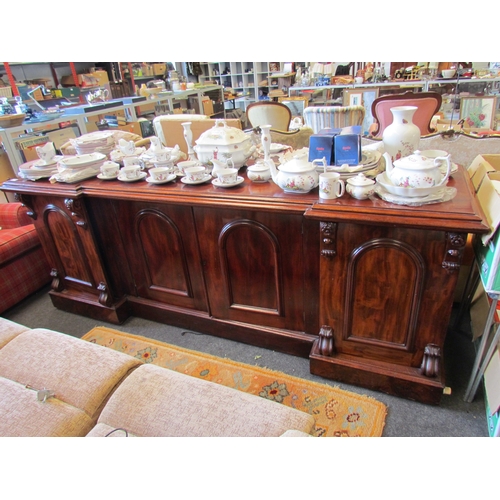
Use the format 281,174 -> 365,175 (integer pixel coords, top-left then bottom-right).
370,91 -> 442,138
246,101 -> 292,131
302,105 -> 365,133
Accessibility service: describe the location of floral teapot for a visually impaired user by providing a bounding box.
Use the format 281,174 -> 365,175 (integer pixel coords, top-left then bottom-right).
269,154 -> 326,193
383,150 -> 451,189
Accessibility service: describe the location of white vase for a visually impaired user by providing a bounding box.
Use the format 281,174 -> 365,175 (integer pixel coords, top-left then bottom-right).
181,122 -> 196,160
382,106 -> 420,161
260,124 -> 272,162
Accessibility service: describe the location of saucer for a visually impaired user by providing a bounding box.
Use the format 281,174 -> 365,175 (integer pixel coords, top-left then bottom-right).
117,172 -> 147,183
97,173 -> 119,180
180,174 -> 212,185
146,174 -> 176,184
212,176 -> 245,188
33,155 -> 64,168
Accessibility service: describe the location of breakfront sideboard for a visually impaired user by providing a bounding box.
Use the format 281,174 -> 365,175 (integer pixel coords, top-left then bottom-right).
1,166 -> 487,404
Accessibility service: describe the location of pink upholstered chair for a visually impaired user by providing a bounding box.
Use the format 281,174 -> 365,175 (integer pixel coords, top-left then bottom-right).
370,91 -> 442,138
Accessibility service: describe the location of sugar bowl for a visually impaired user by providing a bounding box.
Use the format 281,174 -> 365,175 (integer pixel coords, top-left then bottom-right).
346,173 -> 376,200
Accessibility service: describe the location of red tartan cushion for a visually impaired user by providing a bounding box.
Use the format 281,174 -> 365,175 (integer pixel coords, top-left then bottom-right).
0,225 -> 41,266
0,203 -> 32,229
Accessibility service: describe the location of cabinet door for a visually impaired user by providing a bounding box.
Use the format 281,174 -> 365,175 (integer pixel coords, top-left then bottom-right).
194,206 -> 311,331
28,195 -> 112,301
320,222 -> 460,367
114,200 -> 208,311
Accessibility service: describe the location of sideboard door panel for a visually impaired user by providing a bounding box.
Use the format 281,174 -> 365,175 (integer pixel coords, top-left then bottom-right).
115,201 -> 208,311
321,223 -> 456,367
194,207 -> 307,331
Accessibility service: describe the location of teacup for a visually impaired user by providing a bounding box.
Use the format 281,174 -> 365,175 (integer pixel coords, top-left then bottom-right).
217,167 -> 238,185
420,150 -> 449,166
154,149 -> 171,162
319,172 -> 345,200
177,160 -> 200,175
123,156 -> 143,169
100,161 -> 120,178
36,142 -> 56,163
150,167 -> 172,182
184,166 -> 206,182
121,165 -> 141,179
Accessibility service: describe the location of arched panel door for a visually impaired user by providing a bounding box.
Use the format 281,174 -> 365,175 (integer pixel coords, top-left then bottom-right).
114,201 -> 208,311
195,207 -> 307,332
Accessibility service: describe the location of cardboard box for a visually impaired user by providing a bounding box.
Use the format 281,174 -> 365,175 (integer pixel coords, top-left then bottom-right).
0,149 -> 15,182
484,344 -> 500,436
468,155 -> 500,293
45,126 -> 79,151
89,70 -> 109,86
153,64 -> 166,76
159,118 -> 242,154
202,98 -> 214,116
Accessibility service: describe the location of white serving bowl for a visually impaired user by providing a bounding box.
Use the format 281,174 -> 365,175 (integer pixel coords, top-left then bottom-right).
442,69 -> 456,78
376,172 -> 447,198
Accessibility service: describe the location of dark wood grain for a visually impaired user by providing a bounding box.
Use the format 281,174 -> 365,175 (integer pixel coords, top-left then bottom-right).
1,164 -> 488,404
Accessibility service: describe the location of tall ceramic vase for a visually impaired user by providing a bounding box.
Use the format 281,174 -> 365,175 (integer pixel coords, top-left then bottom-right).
382,106 -> 420,161
260,124 -> 272,163
181,122 -> 196,160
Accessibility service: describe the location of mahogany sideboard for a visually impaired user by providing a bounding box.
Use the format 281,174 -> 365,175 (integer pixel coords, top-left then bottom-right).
1,166 -> 488,404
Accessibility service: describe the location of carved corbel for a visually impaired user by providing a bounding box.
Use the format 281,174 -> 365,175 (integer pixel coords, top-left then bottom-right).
64,198 -> 87,229
97,282 -> 112,307
14,193 -> 37,220
420,343 -> 441,377
317,325 -> 335,356
442,232 -> 466,271
320,222 -> 337,259
50,268 -> 64,292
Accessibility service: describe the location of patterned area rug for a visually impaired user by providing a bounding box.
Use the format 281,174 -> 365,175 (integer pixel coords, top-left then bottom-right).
82,327 -> 387,437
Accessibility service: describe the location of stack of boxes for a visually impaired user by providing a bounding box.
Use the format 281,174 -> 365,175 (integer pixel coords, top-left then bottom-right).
468,154 -> 500,436
308,126 -> 362,166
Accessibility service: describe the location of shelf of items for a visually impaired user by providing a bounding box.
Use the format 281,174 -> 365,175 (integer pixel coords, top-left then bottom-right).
198,62 -> 291,110
0,85 -> 224,172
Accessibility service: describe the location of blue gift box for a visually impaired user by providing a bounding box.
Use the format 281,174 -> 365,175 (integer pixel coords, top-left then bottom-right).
308,128 -> 341,165
334,134 -> 362,166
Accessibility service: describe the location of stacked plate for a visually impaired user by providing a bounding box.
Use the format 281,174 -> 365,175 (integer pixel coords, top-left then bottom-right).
18,157 -> 62,180
72,131 -> 115,157
375,172 -> 457,206
50,153 -> 106,183
315,150 -> 382,179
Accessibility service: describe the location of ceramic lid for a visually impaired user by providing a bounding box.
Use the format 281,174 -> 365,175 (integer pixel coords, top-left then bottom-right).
347,173 -> 375,186
393,150 -> 442,169
279,155 -> 316,173
196,119 -> 250,146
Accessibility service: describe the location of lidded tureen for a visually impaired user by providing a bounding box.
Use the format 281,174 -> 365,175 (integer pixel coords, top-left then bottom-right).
193,119 -> 255,169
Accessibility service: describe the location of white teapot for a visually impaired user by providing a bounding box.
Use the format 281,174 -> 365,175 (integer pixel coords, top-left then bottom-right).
383,150 -> 451,189
269,155 -> 326,193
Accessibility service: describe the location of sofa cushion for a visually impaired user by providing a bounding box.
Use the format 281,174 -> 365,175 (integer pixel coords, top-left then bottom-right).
0,328 -> 142,420
0,377 -> 94,437
88,363 -> 315,437
0,203 -> 32,229
0,225 -> 41,265
0,318 -> 30,349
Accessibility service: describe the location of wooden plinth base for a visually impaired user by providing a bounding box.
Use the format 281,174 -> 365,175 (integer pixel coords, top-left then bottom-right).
309,340 -> 446,405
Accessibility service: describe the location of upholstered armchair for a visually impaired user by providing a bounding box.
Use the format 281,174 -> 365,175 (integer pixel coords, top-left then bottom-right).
0,203 -> 51,313
302,105 -> 366,133
246,102 -> 292,131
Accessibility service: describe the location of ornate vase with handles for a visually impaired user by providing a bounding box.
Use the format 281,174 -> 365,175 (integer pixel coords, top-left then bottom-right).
382,106 -> 420,161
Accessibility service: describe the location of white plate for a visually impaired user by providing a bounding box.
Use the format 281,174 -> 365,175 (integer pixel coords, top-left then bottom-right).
33,155 -> 64,168
269,143 -> 286,154
180,174 -> 212,185
97,173 -> 119,180
375,185 -> 457,206
146,174 -> 176,184
212,176 -> 245,188
59,153 -> 107,168
74,131 -> 114,144
117,172 -> 148,182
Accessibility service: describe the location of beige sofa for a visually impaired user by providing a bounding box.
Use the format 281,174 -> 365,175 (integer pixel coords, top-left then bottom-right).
0,318 -> 315,437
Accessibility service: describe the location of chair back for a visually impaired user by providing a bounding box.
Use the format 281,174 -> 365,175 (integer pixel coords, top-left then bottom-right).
302,105 -> 365,133
246,101 -> 292,131
371,91 -> 442,138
